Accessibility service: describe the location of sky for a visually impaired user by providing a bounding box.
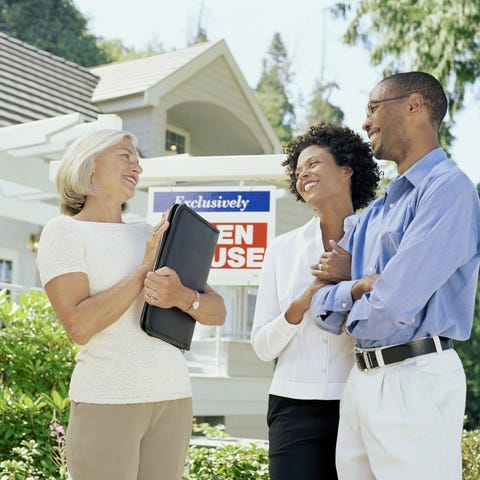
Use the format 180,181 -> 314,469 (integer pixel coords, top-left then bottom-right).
74,0 -> 480,185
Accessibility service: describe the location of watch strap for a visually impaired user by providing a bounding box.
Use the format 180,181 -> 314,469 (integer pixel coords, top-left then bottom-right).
185,290 -> 200,312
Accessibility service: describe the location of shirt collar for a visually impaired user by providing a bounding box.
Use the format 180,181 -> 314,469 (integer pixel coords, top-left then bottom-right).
385,147 -> 447,195
401,147 -> 448,187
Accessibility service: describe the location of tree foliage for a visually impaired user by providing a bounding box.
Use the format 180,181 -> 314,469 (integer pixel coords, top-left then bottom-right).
187,1 -> 209,46
333,0 -> 480,149
454,185 -> 480,430
306,81 -> 345,127
456,280 -> 480,430
256,33 -> 295,145
97,37 -> 165,63
0,290 -> 75,478
0,0 -> 110,67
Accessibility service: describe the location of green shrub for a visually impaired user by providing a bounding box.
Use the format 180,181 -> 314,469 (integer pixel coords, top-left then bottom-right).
186,421 -> 269,479
462,427 -> 480,480
185,441 -> 269,480
0,290 -> 74,478
456,280 -> 480,429
1,290 -> 480,480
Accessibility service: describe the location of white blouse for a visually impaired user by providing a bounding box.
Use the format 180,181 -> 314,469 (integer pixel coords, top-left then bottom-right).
251,216 -> 354,400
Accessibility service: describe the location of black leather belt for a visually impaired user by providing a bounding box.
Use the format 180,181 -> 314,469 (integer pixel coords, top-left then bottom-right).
354,336 -> 453,371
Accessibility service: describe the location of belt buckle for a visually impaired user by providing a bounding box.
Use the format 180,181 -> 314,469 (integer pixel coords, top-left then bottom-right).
362,351 -> 373,370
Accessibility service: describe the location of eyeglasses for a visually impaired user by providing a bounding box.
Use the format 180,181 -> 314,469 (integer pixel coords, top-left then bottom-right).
366,93 -> 414,118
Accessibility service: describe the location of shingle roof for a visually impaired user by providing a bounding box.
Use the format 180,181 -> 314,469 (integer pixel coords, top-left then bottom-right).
0,32 -> 100,125
91,42 -> 214,102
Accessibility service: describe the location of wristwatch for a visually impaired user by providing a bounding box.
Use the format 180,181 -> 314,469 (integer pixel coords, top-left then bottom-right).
186,290 -> 200,312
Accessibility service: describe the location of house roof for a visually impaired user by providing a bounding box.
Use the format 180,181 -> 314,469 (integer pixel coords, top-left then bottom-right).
91,40 -> 281,155
0,32 -> 100,125
91,42 -> 213,103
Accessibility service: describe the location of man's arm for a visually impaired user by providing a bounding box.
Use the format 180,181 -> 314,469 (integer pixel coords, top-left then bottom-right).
310,241 -> 356,334
347,173 -> 479,339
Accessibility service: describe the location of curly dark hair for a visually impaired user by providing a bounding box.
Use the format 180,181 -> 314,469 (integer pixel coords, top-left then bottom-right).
282,121 -> 381,211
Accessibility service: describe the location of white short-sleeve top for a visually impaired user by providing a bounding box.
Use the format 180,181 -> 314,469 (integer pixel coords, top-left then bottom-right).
37,215 -> 192,404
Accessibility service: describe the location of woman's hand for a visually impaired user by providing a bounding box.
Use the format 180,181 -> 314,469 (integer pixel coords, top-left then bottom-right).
285,279 -> 328,325
142,213 -> 169,271
144,267 -> 192,310
144,268 -> 227,326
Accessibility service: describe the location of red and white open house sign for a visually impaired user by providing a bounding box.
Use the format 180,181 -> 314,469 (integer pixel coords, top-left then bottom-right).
147,186 -> 276,285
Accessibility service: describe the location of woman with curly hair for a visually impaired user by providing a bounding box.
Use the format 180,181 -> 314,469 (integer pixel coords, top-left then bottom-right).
251,121 -> 380,480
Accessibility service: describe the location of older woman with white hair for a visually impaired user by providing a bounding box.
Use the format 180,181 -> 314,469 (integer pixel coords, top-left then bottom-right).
37,129 -> 226,480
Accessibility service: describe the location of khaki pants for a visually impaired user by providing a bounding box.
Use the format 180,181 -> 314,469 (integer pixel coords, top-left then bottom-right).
66,397 -> 193,480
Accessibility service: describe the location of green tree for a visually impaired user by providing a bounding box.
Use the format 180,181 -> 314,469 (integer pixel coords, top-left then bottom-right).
306,81 -> 345,126
189,27 -> 208,45
256,33 -> 295,144
187,1 -> 209,46
0,0 -> 109,67
97,37 -> 165,63
456,282 -> 480,430
333,0 -> 480,149
456,183 -> 480,430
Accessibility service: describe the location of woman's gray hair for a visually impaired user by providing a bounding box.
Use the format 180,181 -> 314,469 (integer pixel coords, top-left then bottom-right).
56,129 -> 138,216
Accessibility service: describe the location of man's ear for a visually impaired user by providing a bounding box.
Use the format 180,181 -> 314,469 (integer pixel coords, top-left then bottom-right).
408,92 -> 423,113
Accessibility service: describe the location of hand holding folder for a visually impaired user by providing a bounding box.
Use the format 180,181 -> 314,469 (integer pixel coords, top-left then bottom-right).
140,203 -> 219,350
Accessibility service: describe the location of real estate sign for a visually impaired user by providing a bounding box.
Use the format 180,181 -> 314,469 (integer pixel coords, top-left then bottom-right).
147,186 -> 276,285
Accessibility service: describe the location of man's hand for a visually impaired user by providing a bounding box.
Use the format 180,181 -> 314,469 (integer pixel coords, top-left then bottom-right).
351,274 -> 380,301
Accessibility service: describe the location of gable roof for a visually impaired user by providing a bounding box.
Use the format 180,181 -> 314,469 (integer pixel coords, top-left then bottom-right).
91,42 -> 213,103
0,32 -> 100,125
91,40 -> 280,153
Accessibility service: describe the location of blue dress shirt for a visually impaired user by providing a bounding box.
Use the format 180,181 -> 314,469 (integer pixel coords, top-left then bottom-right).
311,148 -> 480,349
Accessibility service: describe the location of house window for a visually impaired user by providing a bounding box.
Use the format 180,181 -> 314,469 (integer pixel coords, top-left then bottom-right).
0,258 -> 13,297
166,130 -> 186,154
216,286 -> 257,341
0,248 -> 19,300
0,259 -> 12,282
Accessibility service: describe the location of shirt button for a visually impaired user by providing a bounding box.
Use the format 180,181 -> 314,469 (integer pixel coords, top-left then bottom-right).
341,302 -> 347,308
389,203 -> 395,209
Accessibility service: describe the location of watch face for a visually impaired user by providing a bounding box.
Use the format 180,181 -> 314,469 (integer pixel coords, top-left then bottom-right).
190,291 -> 200,310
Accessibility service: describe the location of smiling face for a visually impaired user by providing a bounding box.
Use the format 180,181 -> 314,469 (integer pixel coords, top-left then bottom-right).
91,136 -> 142,204
362,81 -> 410,163
295,145 -> 352,210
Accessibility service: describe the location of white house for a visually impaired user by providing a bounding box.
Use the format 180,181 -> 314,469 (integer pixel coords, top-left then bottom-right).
0,33 -> 314,438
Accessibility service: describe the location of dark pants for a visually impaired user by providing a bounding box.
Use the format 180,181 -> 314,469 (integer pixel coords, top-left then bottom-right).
267,394 -> 340,480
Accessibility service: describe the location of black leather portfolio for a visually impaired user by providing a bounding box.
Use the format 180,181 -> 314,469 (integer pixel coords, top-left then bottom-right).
140,203 -> 219,350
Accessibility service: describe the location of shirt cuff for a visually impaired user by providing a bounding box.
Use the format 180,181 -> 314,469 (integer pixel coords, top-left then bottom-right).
275,310 -> 301,337
333,280 -> 355,311
345,294 -> 371,336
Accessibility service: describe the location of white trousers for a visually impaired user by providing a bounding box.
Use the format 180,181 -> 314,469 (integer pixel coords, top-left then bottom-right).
336,349 -> 466,480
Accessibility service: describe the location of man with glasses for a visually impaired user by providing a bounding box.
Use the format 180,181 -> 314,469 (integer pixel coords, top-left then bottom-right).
310,71 -> 480,479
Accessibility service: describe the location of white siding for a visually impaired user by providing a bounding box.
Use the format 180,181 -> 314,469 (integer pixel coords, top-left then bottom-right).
163,57 -> 272,152
118,108 -> 154,157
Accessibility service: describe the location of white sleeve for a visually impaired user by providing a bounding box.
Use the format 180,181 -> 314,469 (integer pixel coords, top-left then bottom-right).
36,216 -> 87,286
250,240 -> 298,362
